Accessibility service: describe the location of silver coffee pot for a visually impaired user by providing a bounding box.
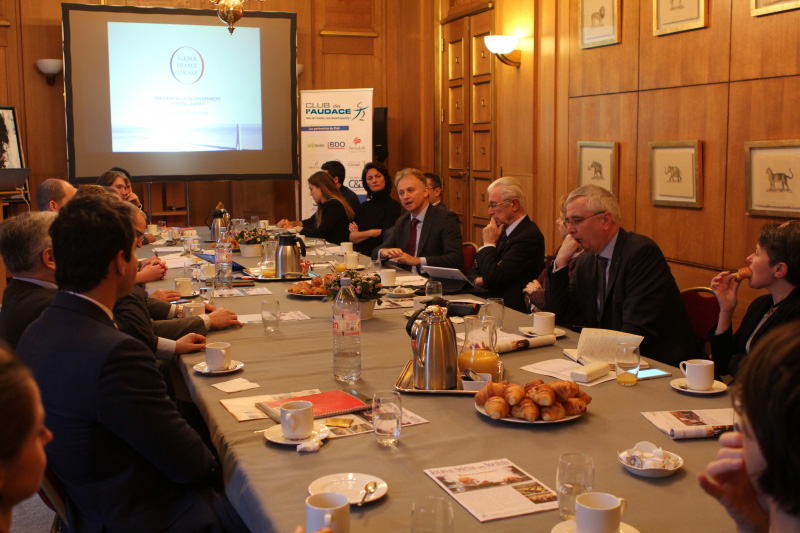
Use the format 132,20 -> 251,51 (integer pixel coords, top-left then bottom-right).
276,233 -> 306,277
205,208 -> 231,242
410,304 -> 458,390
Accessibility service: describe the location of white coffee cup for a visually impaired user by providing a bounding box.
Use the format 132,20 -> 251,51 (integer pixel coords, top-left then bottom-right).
258,220 -> 270,229
182,228 -> 198,237
575,492 -> 627,533
345,252 -> 359,269
205,342 -> 231,371
533,311 -> 555,336
146,224 -> 158,235
201,263 -> 215,278
380,269 -> 396,286
280,400 -> 314,440
679,359 -> 715,391
174,277 -> 194,297
306,492 -> 350,533
184,302 -> 205,316
340,242 -> 354,253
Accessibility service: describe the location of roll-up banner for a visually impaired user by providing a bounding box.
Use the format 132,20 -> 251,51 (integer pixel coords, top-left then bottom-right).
299,88 -> 373,219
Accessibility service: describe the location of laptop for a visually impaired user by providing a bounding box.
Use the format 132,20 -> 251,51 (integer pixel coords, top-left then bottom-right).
0,168 -> 30,190
421,265 -> 475,293
193,252 -> 247,272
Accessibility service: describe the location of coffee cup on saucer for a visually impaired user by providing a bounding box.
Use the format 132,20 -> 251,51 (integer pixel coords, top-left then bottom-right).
380,269 -> 396,286
575,492 -> 627,533
184,302 -> 205,316
146,224 -> 158,235
175,277 -> 194,297
533,311 -> 555,336
679,359 -> 714,391
205,342 -> 231,371
281,400 -> 314,440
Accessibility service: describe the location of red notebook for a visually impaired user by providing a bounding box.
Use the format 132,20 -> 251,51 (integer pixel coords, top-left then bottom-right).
256,390 -> 369,421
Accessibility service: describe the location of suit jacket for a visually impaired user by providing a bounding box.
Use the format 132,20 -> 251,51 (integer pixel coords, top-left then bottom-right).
709,287 -> 800,377
468,215 -> 545,313
147,293 -> 173,320
16,292 -> 224,532
546,228 -> 697,367
372,203 -> 464,270
339,185 -> 361,212
0,278 -> 56,349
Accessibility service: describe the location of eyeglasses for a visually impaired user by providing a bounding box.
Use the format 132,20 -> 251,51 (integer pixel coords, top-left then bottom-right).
487,199 -> 511,210
563,211 -> 607,228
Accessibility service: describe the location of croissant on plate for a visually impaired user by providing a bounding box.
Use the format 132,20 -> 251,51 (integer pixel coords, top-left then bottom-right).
528,384 -> 556,407
577,390 -> 592,405
503,384 -> 526,406
524,378 -> 545,392
474,381 -> 509,406
484,396 -> 510,419
562,398 -> 588,416
540,402 -> 566,421
510,398 -> 540,422
550,380 -> 580,403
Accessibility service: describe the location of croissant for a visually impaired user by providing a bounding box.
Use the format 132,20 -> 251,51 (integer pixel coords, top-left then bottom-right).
474,381 -> 509,406
528,384 -> 556,407
503,384 -> 526,406
735,266 -> 752,282
562,398 -> 587,416
312,287 -> 328,295
511,398 -> 540,422
524,378 -> 545,392
484,396 -> 510,419
577,390 -> 592,405
550,380 -> 580,403
540,402 -> 566,421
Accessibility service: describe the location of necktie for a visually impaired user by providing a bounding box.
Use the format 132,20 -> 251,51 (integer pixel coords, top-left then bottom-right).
405,218 -> 420,256
496,230 -> 508,251
596,255 -> 608,323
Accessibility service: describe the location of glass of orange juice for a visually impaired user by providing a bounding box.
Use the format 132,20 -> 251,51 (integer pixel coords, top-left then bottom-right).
458,316 -> 500,383
615,342 -> 640,386
334,253 -> 347,273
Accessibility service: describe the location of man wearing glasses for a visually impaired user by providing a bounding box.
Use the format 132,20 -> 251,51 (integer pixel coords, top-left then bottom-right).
546,185 -> 697,366
468,177 -> 545,312
424,172 -> 447,209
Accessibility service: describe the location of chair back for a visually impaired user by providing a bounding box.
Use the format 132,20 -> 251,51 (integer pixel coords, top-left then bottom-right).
680,287 -> 721,349
462,242 -> 478,273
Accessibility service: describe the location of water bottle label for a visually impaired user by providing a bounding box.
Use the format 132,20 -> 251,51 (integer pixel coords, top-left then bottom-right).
216,250 -> 232,262
333,316 -> 361,336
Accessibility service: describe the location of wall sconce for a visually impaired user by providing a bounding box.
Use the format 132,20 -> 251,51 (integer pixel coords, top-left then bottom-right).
36,59 -> 63,85
483,36 -> 521,68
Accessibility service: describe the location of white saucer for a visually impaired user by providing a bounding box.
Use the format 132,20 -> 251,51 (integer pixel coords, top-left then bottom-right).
670,378 -> 727,395
193,360 -> 244,374
518,326 -> 566,338
263,422 -> 330,445
618,450 -> 683,478
308,473 -> 388,505
552,519 -> 639,533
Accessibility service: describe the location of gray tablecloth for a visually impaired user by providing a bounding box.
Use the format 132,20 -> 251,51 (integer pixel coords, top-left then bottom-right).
143,238 -> 733,532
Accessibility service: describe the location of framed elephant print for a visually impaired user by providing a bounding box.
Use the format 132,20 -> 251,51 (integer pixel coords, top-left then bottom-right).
649,140 -> 702,208
745,140 -> 800,217
577,141 -> 616,194
580,0 -> 621,49
653,0 -> 708,36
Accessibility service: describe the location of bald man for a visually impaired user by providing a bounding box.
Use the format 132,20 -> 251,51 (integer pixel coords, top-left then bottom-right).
36,178 -> 76,212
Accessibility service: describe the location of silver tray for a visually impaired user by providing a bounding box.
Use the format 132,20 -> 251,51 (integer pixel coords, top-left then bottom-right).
394,360 -> 476,395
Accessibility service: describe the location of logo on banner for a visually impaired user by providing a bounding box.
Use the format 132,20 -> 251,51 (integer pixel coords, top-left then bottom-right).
352,102 -> 369,121
354,137 -> 362,145
328,141 -> 346,150
170,47 -> 204,85
304,102 -> 371,121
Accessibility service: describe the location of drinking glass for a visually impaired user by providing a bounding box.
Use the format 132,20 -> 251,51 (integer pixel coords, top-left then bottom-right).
315,239 -> 327,259
368,259 -> 382,273
557,453 -> 595,520
250,215 -> 259,229
158,220 -> 167,235
411,496 -> 454,533
262,260 -> 277,278
615,343 -> 641,386
372,391 -> 402,446
261,299 -> 280,332
232,218 -> 245,234
425,281 -> 443,300
334,253 -> 347,273
200,285 -> 214,305
481,297 -> 505,329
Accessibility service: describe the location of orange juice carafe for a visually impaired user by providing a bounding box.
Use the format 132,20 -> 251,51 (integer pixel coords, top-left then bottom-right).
458,316 -> 500,382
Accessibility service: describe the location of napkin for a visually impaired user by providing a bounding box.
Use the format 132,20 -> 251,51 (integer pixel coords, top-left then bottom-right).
619,441 -> 680,470
212,378 -> 260,393
297,437 -> 323,453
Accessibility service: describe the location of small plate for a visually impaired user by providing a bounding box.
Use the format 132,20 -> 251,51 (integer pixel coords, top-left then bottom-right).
175,291 -> 200,300
618,450 -> 683,478
474,403 -> 583,424
285,288 -> 327,299
552,519 -> 639,533
193,360 -> 244,375
670,378 -> 727,395
518,326 -> 566,338
308,473 -> 388,505
385,288 -> 415,298
263,422 -> 330,446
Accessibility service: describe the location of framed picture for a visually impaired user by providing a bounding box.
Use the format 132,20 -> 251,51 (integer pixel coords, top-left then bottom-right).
751,0 -> 800,17
653,0 -> 708,36
0,107 -> 23,169
648,140 -> 702,208
577,141 -> 616,194
745,140 -> 800,217
580,0 -> 621,49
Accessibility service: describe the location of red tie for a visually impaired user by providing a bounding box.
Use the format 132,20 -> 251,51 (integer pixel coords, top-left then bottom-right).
405,218 -> 420,255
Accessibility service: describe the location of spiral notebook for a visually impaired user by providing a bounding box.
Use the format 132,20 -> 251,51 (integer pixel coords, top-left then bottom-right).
256,390 -> 369,421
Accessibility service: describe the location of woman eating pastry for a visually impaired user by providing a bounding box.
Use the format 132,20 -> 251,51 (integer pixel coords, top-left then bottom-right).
348,162 -> 401,256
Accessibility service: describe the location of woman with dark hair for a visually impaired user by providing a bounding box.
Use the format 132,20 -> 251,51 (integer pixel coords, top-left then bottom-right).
0,348 -> 53,532
97,167 -> 142,208
699,322 -> 800,532
709,221 -> 800,377
348,162 -> 401,255
278,171 -> 354,244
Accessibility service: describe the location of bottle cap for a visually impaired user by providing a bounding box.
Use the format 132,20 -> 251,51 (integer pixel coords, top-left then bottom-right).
340,278 -> 351,287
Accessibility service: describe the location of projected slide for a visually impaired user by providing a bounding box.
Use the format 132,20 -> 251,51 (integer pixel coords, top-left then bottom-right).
108,23 -> 262,153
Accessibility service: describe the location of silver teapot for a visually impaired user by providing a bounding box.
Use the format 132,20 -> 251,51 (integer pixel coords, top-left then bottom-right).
410,305 -> 458,390
276,233 -> 306,278
205,208 -> 231,242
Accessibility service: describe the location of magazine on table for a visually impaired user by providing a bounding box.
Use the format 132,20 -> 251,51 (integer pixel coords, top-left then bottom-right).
319,409 -> 428,439
424,458 -> 558,522
641,408 -> 735,439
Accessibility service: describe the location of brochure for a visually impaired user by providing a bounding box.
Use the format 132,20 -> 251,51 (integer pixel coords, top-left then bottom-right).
319,409 -> 428,439
562,328 -> 648,369
641,408 -> 735,439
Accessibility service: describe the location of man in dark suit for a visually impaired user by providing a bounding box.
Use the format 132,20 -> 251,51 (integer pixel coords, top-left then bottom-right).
17,196 -> 247,532
0,212 -> 58,349
546,185 -> 697,367
373,168 -> 463,272
424,172 -> 447,210
468,177 -> 545,312
322,159 -> 361,211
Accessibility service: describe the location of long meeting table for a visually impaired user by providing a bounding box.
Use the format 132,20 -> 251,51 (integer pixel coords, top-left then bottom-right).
143,238 -> 734,532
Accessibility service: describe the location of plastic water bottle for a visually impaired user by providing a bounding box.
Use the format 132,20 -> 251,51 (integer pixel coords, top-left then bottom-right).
215,227 -> 233,291
332,278 -> 361,382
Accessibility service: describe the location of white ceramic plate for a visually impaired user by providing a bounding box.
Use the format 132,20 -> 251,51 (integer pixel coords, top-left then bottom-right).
617,450 -> 683,478
385,288 -> 416,298
474,403 -> 584,424
308,473 -> 389,505
285,288 -> 327,299
669,378 -> 728,395
263,423 -> 330,446
193,360 -> 244,375
552,519 -> 639,533
518,326 -> 566,338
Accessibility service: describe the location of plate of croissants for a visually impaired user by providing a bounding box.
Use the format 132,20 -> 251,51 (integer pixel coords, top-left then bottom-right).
474,378 -> 591,424
286,277 -> 329,298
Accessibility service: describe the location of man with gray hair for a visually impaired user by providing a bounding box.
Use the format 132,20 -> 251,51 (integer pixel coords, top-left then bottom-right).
546,184 -> 697,366
468,177 -> 545,312
0,211 -> 58,347
36,178 -> 76,212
